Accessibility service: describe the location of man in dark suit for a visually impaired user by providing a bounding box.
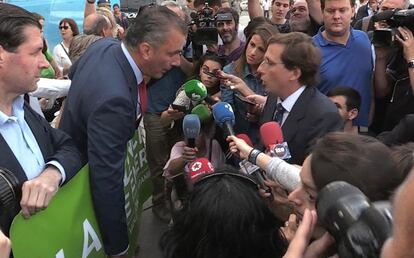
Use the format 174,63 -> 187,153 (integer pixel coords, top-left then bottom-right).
353,0 -> 378,24
59,6 -> 187,257
0,3 -> 81,233
257,32 -> 343,165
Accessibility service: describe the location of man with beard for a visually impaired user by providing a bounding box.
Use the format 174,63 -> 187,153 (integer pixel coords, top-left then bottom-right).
289,0 -> 322,35
248,0 -> 322,36
216,7 -> 246,64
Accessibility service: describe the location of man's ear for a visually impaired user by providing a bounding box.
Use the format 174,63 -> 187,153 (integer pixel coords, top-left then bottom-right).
0,46 -> 6,66
289,66 -> 302,82
138,42 -> 152,61
348,108 -> 358,121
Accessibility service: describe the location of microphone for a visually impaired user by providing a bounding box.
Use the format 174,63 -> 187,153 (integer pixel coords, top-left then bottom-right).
172,89 -> 191,112
236,134 -> 271,194
183,114 -> 201,148
184,79 -> 216,105
191,103 -> 212,123
260,122 -> 291,160
236,133 -> 253,147
212,102 -> 235,136
187,158 -> 215,184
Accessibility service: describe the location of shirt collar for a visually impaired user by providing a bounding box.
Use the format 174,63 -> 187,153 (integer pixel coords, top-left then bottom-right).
315,26 -> 355,48
121,42 -> 143,85
0,95 -> 24,126
278,86 -> 306,112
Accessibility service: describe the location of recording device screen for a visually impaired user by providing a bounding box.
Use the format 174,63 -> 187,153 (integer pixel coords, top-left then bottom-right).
235,94 -> 256,106
171,104 -> 188,113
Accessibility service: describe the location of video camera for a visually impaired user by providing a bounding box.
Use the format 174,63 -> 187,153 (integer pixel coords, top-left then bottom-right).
0,167 -> 21,232
188,3 -> 233,59
316,181 -> 393,258
372,8 -> 414,47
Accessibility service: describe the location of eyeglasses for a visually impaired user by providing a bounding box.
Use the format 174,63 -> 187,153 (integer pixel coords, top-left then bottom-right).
59,25 -> 69,30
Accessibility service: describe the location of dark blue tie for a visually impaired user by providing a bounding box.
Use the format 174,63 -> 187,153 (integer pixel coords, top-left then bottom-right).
273,103 -> 285,125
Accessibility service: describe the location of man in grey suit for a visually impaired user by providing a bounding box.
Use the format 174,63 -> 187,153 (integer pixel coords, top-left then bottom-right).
257,32 -> 343,165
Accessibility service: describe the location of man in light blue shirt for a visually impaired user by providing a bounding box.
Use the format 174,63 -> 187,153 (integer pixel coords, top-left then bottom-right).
0,3 -> 81,233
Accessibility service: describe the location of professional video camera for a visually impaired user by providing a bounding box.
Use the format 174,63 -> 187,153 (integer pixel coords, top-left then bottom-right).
0,167 -> 21,232
372,8 -> 414,47
316,181 -> 393,258
188,3 -> 234,59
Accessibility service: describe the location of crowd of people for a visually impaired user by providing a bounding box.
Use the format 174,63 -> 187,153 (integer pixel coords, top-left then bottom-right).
0,0 -> 414,257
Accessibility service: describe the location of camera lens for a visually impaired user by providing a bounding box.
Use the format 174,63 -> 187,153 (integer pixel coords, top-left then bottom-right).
316,181 -> 370,241
0,167 -> 21,230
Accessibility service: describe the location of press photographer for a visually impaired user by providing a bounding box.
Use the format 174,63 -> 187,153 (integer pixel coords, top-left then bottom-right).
372,1 -> 414,132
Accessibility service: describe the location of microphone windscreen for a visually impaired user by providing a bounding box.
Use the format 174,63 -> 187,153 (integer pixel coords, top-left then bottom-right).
184,79 -> 207,102
236,133 -> 253,147
183,114 -> 201,139
212,102 -> 235,127
260,121 -> 283,147
191,103 -> 212,123
173,89 -> 191,109
188,158 -> 215,184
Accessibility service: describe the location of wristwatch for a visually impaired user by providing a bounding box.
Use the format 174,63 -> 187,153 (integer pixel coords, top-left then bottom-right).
408,60 -> 414,69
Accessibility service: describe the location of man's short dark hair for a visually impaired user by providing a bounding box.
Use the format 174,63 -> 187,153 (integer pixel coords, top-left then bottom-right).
124,6 -> 187,50
311,133 -> 402,201
268,32 -> 321,86
216,7 -> 240,27
320,0 -> 356,10
194,0 -> 222,9
327,86 -> 361,111
0,3 -> 41,53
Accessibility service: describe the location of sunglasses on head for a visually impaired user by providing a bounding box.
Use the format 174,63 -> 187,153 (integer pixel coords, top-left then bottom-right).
59,25 -> 69,30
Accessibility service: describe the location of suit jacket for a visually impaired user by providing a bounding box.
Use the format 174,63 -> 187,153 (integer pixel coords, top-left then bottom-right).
60,38 -> 138,255
0,102 -> 81,234
355,4 -> 370,22
260,87 -> 343,165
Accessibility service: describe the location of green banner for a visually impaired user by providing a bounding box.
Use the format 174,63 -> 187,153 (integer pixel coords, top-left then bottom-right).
10,127 -> 152,258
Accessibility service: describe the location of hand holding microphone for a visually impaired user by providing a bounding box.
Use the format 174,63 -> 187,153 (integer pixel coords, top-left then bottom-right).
178,114 -> 201,165
212,102 -> 236,136
227,135 -> 254,160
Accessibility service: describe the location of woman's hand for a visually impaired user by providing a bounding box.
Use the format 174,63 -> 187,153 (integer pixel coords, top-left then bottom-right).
160,106 -> 185,127
182,146 -> 198,163
227,135 -> 253,160
218,70 -> 255,96
283,209 -> 335,258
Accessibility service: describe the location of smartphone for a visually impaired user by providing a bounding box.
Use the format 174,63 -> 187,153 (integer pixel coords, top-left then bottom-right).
235,94 -> 256,106
171,104 -> 188,113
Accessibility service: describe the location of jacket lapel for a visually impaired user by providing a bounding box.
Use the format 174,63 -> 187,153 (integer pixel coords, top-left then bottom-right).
281,87 -> 313,143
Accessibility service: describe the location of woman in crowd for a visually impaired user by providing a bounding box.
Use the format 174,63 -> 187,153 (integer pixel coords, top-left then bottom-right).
219,24 -> 278,144
53,18 -> 79,76
228,132 -> 403,255
193,54 -> 226,101
161,166 -> 288,258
